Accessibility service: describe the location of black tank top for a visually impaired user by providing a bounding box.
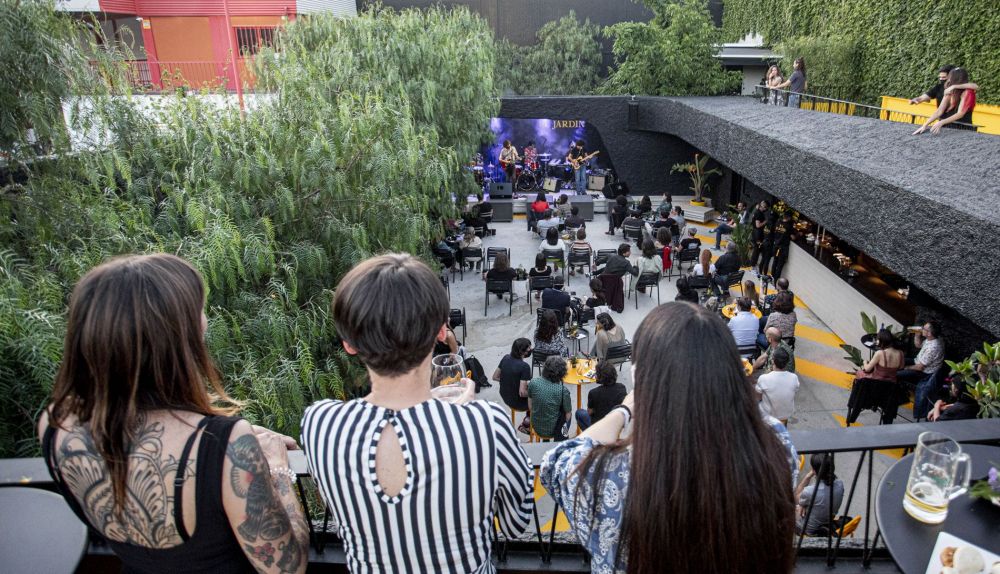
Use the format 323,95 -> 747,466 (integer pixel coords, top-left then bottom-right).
43,416 -> 255,574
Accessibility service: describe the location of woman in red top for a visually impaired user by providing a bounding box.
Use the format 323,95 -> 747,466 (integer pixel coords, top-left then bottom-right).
913,68 -> 977,134
531,192 -> 549,214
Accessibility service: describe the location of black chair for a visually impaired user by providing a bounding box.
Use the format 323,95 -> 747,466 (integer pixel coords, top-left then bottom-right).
622,222 -> 643,245
629,272 -> 661,309
485,247 -> 509,272
723,270 -> 745,297
433,245 -> 457,279
676,247 -> 700,272
440,271 -> 450,300
566,248 -> 592,284
542,248 -> 566,282
686,274 -> 712,302
532,348 -> 562,376
460,247 -> 483,280
480,208 -> 494,224
605,342 -> 632,370
528,275 -> 553,313
737,343 -> 760,360
594,249 -> 616,268
536,306 -> 566,330
485,278 -> 513,316
783,336 -> 796,350
449,307 -> 467,345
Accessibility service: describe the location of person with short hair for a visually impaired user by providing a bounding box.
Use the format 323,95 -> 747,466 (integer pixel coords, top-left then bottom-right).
714,201 -> 751,249
755,347 -> 801,426
897,321 -> 945,420
759,291 -> 797,348
599,243 -> 639,278
763,277 -> 790,312
302,254 -> 533,573
494,338 -> 534,433
607,194 -> 629,235
680,227 -> 701,251
669,206 -> 686,246
575,361 -> 627,431
555,194 -> 573,220
564,205 -> 586,229
929,378 -> 979,422
528,192 -> 549,232
674,275 -> 699,304
712,242 -> 742,297
621,209 -> 648,246
39,254 -> 310,574
459,229 -> 483,271
528,356 -> 572,439
541,279 -> 572,322
794,454 -> 844,536
729,297 -> 759,350
908,64 -> 955,108
754,326 -> 796,374
657,193 -> 673,217
536,209 -> 561,238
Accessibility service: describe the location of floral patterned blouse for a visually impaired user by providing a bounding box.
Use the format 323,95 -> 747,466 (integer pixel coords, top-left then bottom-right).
540,416 -> 797,573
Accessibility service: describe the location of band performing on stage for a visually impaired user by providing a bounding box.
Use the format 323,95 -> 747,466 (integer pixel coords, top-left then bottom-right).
470,137 -> 604,196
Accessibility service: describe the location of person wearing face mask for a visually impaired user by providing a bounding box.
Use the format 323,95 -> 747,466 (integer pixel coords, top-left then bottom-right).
908,64 -> 955,108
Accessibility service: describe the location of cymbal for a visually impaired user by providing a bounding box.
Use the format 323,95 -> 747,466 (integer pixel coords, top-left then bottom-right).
537,153 -> 552,158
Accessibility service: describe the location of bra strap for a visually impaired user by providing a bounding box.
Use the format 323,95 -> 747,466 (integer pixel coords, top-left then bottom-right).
173,417 -> 213,541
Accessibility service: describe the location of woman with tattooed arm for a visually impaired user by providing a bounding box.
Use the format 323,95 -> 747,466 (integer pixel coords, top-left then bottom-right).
37,254 -> 309,574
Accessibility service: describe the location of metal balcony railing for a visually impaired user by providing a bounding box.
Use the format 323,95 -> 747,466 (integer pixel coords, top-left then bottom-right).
752,86 -> 980,131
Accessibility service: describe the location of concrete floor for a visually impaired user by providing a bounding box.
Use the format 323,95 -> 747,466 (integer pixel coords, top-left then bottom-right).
449,213 -> 900,543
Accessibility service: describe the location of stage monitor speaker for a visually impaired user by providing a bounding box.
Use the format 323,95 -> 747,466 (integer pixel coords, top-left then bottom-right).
543,177 -> 559,192
489,181 -> 512,199
588,175 -> 606,191
602,182 -> 630,199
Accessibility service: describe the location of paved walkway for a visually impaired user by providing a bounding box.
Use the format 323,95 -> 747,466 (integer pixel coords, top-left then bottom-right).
446,212 -> 902,538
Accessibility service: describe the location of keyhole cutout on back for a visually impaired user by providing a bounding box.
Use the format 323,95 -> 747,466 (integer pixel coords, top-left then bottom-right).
374,420 -> 407,498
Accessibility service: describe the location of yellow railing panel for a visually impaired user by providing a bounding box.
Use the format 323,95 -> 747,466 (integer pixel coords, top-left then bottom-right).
881,95 -> 1000,135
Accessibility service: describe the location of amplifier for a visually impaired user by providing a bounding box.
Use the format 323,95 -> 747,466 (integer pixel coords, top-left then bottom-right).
588,175 -> 606,191
602,181 -> 630,199
489,181 -> 513,199
543,177 -> 559,192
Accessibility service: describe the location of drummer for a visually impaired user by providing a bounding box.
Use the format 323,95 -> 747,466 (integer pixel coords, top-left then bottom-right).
524,141 -> 538,172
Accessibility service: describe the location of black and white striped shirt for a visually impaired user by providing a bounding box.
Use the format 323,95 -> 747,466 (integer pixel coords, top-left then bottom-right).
301,398 -> 533,573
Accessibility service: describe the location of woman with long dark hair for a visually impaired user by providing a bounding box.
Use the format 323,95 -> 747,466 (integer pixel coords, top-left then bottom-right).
39,254 -> 308,574
541,303 -> 796,573
913,67 -> 978,134
534,308 -> 569,358
794,454 -> 844,536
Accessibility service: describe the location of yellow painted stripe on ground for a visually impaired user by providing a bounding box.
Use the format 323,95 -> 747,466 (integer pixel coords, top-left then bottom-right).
764,287 -> 810,310
831,414 -> 904,459
796,358 -> 853,391
694,233 -> 727,247
795,323 -> 845,349
541,511 -> 571,533
533,470 -> 546,502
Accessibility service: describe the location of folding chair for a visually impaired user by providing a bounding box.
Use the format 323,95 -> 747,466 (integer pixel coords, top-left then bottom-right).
628,272 -> 661,309
531,348 -> 562,377
622,223 -> 643,245
449,308 -> 467,345
676,247 -> 700,272
542,248 -> 566,284
485,247 -> 509,272
528,275 -> 553,314
594,249 -> 616,269
605,342 -> 632,370
485,278 -> 513,316
566,248 -> 592,284
460,247 -> 483,280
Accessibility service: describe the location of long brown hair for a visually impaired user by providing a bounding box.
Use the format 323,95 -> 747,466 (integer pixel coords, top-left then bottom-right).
699,248 -> 712,275
575,303 -> 795,573
49,254 -> 236,513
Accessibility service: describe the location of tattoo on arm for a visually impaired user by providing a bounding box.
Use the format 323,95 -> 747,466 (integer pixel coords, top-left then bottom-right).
227,434 -> 302,572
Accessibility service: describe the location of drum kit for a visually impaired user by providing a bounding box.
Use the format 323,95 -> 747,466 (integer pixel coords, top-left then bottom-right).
466,150 -> 586,194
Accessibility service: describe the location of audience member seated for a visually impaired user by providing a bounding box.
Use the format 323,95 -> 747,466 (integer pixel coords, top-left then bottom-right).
679,227 -> 701,251
794,454 -> 844,537
692,248 -> 716,277
40,254 -> 310,574
432,236 -> 458,271
763,277 -> 790,312
528,356 -> 572,440
621,210 -> 649,245
529,253 -> 552,299
555,194 -> 573,220
541,282 -> 572,323
896,321 -> 945,421
459,229 -> 482,270
536,209 -> 560,238
651,210 -> 672,234
462,204 -> 488,236
754,326 -> 796,374
528,192 -> 548,231
539,226 -> 568,269
929,379 -> 978,421
714,201 -> 750,250
728,297 -> 759,350
606,195 -> 629,235
494,338 -> 534,433
583,278 -> 610,316
433,323 -> 461,356
590,313 -> 627,361
674,276 -> 700,304
575,361 -> 627,431
302,254 -> 532,572
541,303 -> 796,573
654,228 -> 673,274
564,205 -> 586,230
759,291 -> 797,348
634,240 -> 662,293
535,309 -> 569,358
755,347 -> 800,426
855,329 -> 903,383
637,194 -> 653,216
713,242 -> 742,296
598,243 -> 639,278
657,193 -> 672,217
486,253 -> 517,299
668,206 -> 686,246
744,279 -> 761,309
568,228 -> 592,276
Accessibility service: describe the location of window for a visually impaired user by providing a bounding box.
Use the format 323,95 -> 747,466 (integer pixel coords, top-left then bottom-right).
235,27 -> 277,57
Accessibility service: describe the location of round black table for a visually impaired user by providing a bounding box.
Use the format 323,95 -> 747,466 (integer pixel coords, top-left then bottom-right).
875,444 -> 1000,573
0,486 -> 88,573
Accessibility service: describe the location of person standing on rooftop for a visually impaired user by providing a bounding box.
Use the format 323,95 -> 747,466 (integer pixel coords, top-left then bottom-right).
301,253 -> 532,573
773,57 -> 807,108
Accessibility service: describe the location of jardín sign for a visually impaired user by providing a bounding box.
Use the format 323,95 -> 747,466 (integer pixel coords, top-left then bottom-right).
551,120 -> 585,129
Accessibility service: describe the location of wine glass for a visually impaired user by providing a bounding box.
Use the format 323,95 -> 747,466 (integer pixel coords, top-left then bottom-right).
430,353 -> 466,403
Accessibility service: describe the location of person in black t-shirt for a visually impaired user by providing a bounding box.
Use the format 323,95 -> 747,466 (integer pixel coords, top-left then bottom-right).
749,200 -> 770,270
574,361 -> 627,430
908,64 -> 955,108
769,211 -> 795,279
493,338 -> 534,431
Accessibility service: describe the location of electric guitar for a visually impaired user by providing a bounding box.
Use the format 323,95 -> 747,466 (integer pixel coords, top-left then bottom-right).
568,151 -> 599,170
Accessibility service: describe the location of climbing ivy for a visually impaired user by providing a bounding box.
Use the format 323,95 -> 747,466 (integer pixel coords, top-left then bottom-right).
722,0 -> 1000,104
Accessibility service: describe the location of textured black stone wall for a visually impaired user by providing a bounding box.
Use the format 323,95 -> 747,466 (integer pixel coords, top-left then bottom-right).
499,95 -> 1000,338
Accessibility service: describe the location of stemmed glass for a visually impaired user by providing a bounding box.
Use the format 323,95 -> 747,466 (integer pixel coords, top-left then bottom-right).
430,353 -> 466,402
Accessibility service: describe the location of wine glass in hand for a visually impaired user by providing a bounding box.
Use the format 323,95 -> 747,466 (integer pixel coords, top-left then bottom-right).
431,353 -> 468,403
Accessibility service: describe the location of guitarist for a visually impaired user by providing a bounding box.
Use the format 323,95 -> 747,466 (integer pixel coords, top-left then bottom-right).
499,140 -> 520,185
566,140 -> 598,195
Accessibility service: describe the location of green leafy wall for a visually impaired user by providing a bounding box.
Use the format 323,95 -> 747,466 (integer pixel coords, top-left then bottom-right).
722,0 -> 1000,104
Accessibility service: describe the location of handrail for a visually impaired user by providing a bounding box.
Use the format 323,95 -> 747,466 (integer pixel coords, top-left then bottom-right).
752,86 -> 981,131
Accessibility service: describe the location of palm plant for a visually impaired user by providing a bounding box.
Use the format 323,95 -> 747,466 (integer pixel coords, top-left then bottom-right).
670,152 -> 722,204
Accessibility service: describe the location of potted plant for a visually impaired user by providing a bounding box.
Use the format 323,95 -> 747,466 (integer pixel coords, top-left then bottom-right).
839,312 -> 907,370
670,153 -> 722,206
945,341 -> 1000,419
